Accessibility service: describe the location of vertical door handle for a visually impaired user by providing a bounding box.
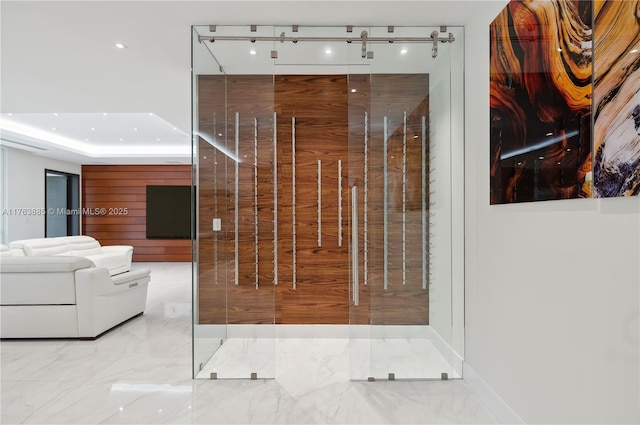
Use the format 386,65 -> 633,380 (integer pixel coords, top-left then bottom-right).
352,186 -> 359,306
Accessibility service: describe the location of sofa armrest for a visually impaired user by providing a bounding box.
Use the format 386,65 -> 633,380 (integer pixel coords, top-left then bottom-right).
74,266 -> 150,338
75,267 -> 131,296
98,245 -> 133,275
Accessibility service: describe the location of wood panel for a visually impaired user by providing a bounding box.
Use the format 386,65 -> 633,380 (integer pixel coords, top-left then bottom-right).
196,73 -> 430,326
196,75 -> 226,324
274,74 -> 350,324
347,74 -> 430,325
82,164 -> 192,262
369,75 -> 430,325
197,75 -> 276,325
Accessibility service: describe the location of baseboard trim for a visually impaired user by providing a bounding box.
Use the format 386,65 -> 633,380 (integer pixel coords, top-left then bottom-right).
424,326 -> 464,378
463,362 -> 525,424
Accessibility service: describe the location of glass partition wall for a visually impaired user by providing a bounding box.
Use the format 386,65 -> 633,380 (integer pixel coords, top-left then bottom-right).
191,25 -> 464,380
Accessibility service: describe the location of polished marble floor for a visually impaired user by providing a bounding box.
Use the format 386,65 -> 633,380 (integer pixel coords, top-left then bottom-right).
1,262 -> 497,424
197,336 -> 459,381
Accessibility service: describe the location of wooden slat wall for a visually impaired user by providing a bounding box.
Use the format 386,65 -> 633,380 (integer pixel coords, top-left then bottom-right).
82,164 -> 192,262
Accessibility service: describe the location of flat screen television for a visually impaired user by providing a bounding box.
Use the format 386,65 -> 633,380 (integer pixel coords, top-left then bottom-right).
146,185 -> 192,239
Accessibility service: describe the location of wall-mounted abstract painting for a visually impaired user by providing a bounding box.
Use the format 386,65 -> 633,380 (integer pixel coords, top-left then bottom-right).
490,0 -> 594,204
593,1 -> 640,197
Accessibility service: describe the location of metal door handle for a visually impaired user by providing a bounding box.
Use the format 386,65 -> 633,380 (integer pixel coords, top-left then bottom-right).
352,186 -> 359,306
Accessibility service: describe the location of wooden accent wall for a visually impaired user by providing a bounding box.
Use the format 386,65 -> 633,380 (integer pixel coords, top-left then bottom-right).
82,164 -> 192,262
196,74 -> 430,326
274,75 -> 350,324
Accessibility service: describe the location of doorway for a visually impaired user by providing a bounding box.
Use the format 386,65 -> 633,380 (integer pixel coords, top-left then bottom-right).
45,169 -> 80,237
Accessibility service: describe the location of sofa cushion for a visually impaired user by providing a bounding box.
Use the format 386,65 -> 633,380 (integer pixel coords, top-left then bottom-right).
0,244 -> 12,257
66,246 -> 102,256
65,236 -> 103,256
16,238 -> 69,256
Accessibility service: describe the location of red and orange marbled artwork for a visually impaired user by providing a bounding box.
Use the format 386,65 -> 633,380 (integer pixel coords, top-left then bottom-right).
490,0 -> 593,204
593,0 -> 640,197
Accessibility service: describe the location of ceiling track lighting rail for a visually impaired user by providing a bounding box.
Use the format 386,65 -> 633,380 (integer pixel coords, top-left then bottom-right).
197,30 -> 455,58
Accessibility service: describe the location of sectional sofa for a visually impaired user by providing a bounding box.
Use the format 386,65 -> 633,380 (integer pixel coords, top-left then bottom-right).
0,237 -> 150,339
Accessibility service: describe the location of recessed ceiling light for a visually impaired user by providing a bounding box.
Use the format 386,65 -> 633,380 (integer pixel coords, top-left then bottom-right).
156,138 -> 161,141
351,88 -> 357,93
133,127 -> 138,131
103,112 -> 108,116
115,43 -> 127,49
91,127 -> 96,131
249,49 -> 257,55
539,156 -> 545,160
325,48 -> 332,54
120,138 -> 124,141
546,132 -> 553,136
400,48 -> 408,54
631,49 -> 638,54
51,127 -> 56,131
53,113 -> 59,116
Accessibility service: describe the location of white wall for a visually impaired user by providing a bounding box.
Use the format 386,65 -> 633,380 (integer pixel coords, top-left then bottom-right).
2,147 -> 81,242
464,11 -> 640,425
0,147 -> 7,244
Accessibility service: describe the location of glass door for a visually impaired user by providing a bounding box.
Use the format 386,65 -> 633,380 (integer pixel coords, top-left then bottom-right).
348,26 -> 465,380
191,24 -> 464,381
192,26 -> 277,379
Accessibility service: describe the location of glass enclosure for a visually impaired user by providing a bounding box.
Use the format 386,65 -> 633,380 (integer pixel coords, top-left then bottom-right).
191,25 -> 464,380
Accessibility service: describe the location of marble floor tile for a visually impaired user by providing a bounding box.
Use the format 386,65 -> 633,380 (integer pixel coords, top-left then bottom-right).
1,262 -> 496,424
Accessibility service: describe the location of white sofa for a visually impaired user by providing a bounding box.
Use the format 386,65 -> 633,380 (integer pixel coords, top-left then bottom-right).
0,254 -> 150,339
9,235 -> 132,276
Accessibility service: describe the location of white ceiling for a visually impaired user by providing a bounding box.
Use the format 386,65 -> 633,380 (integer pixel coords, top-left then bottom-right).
0,0 -> 508,165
